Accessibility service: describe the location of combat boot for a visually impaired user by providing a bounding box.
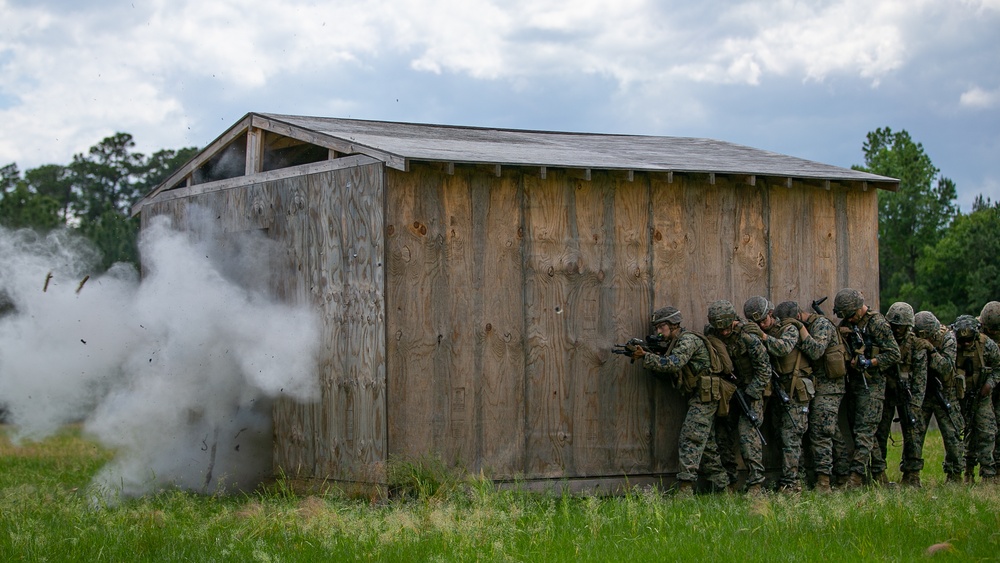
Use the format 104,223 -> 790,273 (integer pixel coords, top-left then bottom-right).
871,471 -> 890,487
900,472 -> 922,488
842,472 -> 864,490
833,474 -> 849,488
814,474 -> 832,493
676,480 -> 694,497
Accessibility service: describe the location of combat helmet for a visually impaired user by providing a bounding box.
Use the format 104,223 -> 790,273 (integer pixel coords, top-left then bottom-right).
774,301 -> 801,321
743,296 -> 773,323
833,288 -> 865,318
913,311 -> 941,338
979,301 -> 1000,333
885,302 -> 915,326
708,300 -> 738,329
651,306 -> 682,327
952,314 -> 981,344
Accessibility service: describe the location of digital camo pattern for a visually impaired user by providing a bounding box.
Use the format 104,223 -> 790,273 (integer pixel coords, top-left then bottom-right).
842,310 -> 899,478
639,329 -> 726,487
960,335 -> 1000,476
765,320 -> 809,488
872,332 -> 928,475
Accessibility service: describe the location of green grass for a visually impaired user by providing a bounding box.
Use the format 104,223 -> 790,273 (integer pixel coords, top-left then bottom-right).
1,425 -> 998,561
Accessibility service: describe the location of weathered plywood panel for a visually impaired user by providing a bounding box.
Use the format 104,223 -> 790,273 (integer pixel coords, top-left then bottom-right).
605,173 -> 655,474
471,172 -> 526,477
385,165 -> 528,477
843,187 -> 881,308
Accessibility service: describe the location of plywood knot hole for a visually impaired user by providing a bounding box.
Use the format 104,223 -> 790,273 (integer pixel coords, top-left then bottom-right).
386,225 -> 395,236
653,230 -> 663,242
547,266 -> 555,277
485,323 -> 492,332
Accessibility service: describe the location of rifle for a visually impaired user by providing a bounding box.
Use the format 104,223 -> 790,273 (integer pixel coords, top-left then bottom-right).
843,325 -> 871,389
895,374 -> 919,430
734,386 -> 767,446
811,296 -> 828,317
612,333 -> 669,363
770,368 -> 801,433
929,375 -> 963,437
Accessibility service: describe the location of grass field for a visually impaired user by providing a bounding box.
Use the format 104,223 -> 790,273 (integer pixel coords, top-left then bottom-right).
1,425 -> 999,561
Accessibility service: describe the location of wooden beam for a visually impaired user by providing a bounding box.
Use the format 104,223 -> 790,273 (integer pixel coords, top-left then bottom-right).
786,177 -> 793,189
627,170 -> 634,182
709,172 -> 715,185
138,155 -> 383,210
825,179 -> 831,191
245,127 -> 264,176
540,166 -> 547,179
748,175 -> 756,186
667,171 -> 674,184
495,163 -> 502,177
446,162 -> 455,175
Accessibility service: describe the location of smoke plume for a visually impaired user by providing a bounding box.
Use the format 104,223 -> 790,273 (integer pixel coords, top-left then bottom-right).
0,213 -> 320,499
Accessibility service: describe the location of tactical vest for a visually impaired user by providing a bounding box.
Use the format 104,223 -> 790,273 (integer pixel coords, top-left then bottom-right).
956,334 -> 989,388
854,312 -> 882,359
727,324 -> 756,385
805,313 -> 848,378
768,318 -> 808,377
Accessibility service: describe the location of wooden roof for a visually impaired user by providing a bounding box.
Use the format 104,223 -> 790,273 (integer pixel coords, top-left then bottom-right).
135,112 -> 898,212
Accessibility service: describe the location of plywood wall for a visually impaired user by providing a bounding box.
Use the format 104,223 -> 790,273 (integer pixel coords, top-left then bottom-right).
140,160 -> 387,485
385,164 -> 879,484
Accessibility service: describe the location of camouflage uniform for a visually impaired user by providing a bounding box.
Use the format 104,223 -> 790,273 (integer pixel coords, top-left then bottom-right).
913,316 -> 964,479
839,308 -> 901,481
642,329 -> 728,490
709,321 -> 770,488
953,317 -> 1000,480
750,314 -> 810,490
793,312 -> 844,484
979,302 -> 1000,477
871,327 -> 927,479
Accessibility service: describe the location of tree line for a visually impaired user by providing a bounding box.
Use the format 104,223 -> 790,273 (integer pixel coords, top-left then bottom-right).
1,128 -> 998,323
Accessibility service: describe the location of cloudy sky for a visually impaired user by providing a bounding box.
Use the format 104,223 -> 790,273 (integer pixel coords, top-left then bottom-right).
1,0 -> 998,209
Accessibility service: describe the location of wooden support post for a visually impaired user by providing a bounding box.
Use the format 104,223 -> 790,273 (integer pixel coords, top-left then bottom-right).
627,170 -> 634,182
446,162 -> 455,175
540,166 -> 547,179
786,177 -> 793,189
495,164 -> 502,177
748,175 -> 756,186
824,180 -> 831,190
709,172 -> 716,185
245,128 -> 264,176
667,171 -> 674,184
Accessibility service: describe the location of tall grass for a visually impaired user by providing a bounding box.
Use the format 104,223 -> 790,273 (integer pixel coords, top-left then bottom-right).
1,424 -> 998,561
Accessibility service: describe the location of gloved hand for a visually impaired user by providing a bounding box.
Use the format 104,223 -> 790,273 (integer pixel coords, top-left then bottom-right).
856,356 -> 872,370
743,322 -> 765,340
981,382 -> 993,398
631,345 -> 646,359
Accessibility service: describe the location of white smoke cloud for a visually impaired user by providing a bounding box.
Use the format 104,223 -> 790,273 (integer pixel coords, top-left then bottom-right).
0,214 -> 321,499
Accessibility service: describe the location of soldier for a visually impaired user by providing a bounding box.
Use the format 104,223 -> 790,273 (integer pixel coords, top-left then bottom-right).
630,306 -> 729,495
913,310 -> 965,483
706,299 -> 770,494
978,301 -> 1000,477
871,302 -> 928,486
744,297 -> 812,493
774,300 -> 844,492
833,288 -> 900,488
952,315 -> 1000,484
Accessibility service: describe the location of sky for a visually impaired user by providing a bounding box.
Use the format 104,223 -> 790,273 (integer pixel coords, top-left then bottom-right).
1,0 -> 998,210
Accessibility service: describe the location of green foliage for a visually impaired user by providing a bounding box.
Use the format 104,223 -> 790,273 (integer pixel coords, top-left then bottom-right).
914,206 -> 1000,322
854,127 -> 958,311
0,166 -> 62,230
0,135 -> 196,272
386,454 -> 462,500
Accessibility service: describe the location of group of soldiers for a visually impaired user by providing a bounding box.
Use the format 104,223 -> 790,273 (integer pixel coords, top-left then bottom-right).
626,289 -> 1000,495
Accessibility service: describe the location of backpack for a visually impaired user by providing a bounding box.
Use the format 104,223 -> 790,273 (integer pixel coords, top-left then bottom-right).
689,331 -> 735,377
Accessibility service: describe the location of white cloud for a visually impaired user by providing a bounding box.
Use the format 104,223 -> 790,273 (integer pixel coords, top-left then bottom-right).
960,86 -> 1000,109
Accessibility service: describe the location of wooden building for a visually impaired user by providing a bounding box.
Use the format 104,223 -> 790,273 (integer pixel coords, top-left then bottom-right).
132,113 -> 898,492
